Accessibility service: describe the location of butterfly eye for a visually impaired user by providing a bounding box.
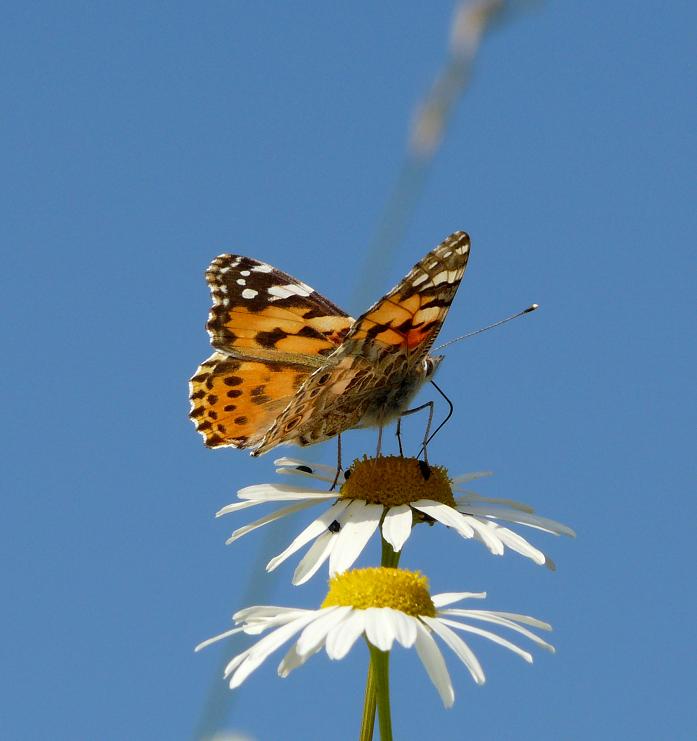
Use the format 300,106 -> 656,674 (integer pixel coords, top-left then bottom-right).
423,355 -> 443,377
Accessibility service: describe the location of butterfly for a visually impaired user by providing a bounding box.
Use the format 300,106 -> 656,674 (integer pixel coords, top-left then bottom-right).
189,230 -> 470,456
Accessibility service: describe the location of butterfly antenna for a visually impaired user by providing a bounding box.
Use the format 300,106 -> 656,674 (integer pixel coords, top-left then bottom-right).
434,303 -> 539,352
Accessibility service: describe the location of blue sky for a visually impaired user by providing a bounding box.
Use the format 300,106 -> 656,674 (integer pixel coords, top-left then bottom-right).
2,2 -> 695,739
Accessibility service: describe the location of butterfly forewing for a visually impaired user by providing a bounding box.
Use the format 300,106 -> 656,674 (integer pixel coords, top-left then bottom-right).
339,231 -> 470,362
206,254 -> 352,360
251,231 -> 470,454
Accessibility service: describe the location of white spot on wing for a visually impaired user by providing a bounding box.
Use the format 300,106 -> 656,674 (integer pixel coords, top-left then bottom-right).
268,283 -> 312,299
236,278 -> 246,285
412,273 -> 429,287
240,270 -> 251,276
242,288 -> 258,299
252,263 -> 273,273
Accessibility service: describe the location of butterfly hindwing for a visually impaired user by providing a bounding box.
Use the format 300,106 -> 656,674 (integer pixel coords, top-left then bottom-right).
189,352 -> 317,449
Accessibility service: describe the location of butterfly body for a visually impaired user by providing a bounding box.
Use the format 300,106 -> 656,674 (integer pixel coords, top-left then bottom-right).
189,231 -> 470,454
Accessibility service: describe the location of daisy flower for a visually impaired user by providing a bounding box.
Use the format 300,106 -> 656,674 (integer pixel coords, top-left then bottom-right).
195,567 -> 554,708
218,456 -> 575,584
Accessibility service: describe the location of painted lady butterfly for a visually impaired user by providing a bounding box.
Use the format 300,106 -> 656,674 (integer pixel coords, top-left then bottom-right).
189,231 -> 470,455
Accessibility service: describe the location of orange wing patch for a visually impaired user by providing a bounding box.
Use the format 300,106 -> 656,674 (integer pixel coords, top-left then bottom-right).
208,304 -> 350,359
344,231 -> 470,359
189,352 -> 313,448
205,254 -> 352,359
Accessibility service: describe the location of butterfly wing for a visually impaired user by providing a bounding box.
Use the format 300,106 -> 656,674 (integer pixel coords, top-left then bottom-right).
206,254 -> 351,361
189,352 -> 321,449
190,254 -> 354,448
252,231 -> 470,454
338,230 -> 470,362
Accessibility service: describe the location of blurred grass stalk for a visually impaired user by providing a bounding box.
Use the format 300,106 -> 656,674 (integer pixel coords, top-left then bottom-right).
359,0 -> 541,307
194,2 -> 540,739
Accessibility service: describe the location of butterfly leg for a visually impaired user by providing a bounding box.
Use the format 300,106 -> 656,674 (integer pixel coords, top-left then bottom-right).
376,425 -> 384,458
330,433 -> 343,491
397,401 -> 434,462
396,416 -> 405,457
416,380 -> 454,459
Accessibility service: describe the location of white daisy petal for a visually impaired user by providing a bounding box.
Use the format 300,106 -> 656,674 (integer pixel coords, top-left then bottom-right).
442,609 -> 554,649
469,610 -> 553,632
457,504 -> 575,536
364,607 -> 399,651
414,619 -> 456,708
273,457 -> 344,484
292,530 -> 337,585
325,609 -> 367,660
411,500 -> 475,538
225,500 -> 320,545
421,615 -> 485,685
238,609 -> 312,634
295,606 -> 352,657
223,646 -> 253,677
486,523 -> 547,565
454,493 -> 535,513
431,592 -> 487,608
227,612 -> 318,688
329,501 -> 383,575
266,500 -> 350,572
277,639 -> 324,677
237,483 -> 337,502
460,514 -> 505,555
233,605 -> 311,623
388,609 -> 418,648
195,625 -> 246,652
450,471 -> 493,484
216,499 -> 265,517
437,617 -> 534,662
381,504 -> 413,552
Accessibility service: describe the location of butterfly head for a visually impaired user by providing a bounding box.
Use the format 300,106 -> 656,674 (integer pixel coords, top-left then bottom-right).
423,354 -> 444,379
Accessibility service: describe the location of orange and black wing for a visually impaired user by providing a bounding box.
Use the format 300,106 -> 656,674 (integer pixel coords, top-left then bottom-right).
205,254 -> 352,361
340,231 -> 470,363
189,254 -> 353,448
252,232 -> 470,454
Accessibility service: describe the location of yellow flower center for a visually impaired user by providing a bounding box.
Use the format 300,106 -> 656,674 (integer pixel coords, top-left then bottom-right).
322,567 -> 436,617
340,456 -> 455,507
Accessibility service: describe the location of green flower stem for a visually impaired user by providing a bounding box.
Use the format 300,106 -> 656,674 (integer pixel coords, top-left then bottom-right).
369,644 -> 393,741
359,661 -> 377,741
359,535 -> 401,740
381,536 -> 401,569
